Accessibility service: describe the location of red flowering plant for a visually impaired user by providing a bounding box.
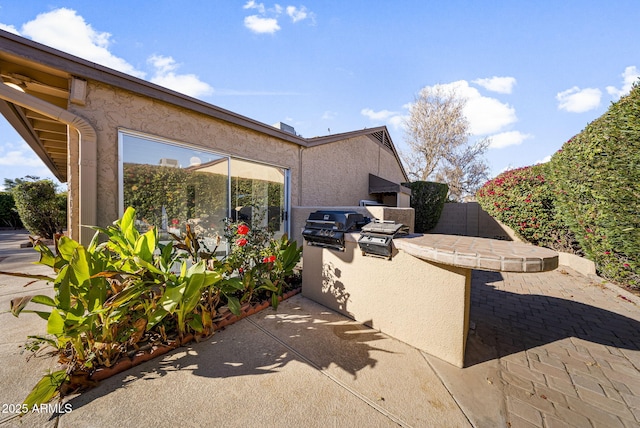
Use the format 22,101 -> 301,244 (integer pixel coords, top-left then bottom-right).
476,163 -> 580,253
217,216 -> 302,309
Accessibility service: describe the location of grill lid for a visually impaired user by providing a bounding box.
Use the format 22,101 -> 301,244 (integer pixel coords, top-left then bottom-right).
304,210 -> 365,232
361,220 -> 408,235
302,210 -> 366,251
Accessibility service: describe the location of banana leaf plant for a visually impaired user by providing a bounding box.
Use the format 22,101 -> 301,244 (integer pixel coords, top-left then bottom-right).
1,206 -> 301,411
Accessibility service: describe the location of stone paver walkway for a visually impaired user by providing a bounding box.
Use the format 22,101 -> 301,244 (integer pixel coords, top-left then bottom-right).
437,267 -> 640,427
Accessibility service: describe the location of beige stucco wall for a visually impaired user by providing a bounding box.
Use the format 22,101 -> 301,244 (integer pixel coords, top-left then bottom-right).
66,81 -> 407,233
302,233 -> 471,367
301,136 -> 406,206
69,81 -> 302,228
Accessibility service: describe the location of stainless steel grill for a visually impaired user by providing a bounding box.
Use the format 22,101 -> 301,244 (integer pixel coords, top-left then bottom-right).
358,220 -> 409,259
302,210 -> 366,251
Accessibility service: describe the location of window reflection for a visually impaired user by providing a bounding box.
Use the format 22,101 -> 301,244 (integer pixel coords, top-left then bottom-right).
120,132 -> 288,250
230,158 -> 285,238
121,134 -> 229,249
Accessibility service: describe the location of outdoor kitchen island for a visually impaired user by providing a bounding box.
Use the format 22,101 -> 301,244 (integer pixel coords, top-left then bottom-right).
302,233 -> 559,368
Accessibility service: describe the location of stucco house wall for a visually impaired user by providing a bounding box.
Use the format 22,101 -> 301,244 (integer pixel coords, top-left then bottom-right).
301,135 -> 406,206
0,30 -> 411,244
68,81 -> 302,228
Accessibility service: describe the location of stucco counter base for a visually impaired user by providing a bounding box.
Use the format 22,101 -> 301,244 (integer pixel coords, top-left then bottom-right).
302,234 -> 558,368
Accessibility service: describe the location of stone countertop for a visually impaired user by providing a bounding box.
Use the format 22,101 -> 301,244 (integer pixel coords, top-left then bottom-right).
393,234 -> 559,273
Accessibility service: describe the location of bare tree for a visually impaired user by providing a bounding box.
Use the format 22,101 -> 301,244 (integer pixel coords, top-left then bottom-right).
436,138 -> 490,201
402,85 -> 489,201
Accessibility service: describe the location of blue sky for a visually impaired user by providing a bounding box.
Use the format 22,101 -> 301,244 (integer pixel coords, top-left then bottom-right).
0,1 -> 638,190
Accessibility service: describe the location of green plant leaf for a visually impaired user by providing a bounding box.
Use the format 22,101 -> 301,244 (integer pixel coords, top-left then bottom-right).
30,295 -> 56,307
188,314 -> 204,332
70,246 -> 91,289
134,228 -> 156,263
221,277 -> 243,292
57,236 -> 79,262
56,265 -> 71,311
147,307 -> 169,330
34,241 -> 57,269
46,309 -> 64,335
159,283 -> 186,313
22,369 -> 68,410
121,207 -> 139,247
226,296 -> 241,316
104,283 -> 145,308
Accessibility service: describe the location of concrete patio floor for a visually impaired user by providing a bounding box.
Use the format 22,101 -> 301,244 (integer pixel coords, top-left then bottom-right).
1,230 -> 639,427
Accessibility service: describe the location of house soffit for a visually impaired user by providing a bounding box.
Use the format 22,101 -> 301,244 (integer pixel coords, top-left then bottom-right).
0,49 -> 71,182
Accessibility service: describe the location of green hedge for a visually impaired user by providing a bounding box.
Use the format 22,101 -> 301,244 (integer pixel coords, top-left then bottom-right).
11,180 -> 66,238
403,181 -> 448,232
0,192 -> 23,229
476,164 -> 577,251
549,82 -> 640,287
123,163 -> 228,231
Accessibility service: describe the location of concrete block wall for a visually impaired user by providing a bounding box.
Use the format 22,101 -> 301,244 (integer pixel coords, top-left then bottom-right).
429,202 -> 515,240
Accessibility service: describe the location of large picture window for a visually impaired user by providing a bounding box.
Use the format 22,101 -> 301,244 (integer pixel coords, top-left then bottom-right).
119,131 -> 289,251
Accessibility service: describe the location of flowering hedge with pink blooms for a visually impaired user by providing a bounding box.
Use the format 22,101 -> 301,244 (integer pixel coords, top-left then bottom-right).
476,163 -> 578,252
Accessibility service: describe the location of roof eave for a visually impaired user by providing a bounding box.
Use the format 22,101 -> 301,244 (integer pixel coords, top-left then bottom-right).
0,29 -> 307,147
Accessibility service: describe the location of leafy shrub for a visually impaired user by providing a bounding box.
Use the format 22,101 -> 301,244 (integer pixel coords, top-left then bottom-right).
0,192 -> 23,229
476,164 -> 578,252
2,207 -> 301,408
549,82 -> 640,287
11,180 -> 66,238
402,181 -> 448,232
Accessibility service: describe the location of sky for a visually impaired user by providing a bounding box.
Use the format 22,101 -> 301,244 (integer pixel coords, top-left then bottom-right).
0,1 -> 638,190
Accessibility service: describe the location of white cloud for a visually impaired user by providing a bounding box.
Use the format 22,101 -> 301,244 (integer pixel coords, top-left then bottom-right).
0,142 -> 47,167
488,131 -> 533,149
244,15 -> 280,34
426,81 -> 517,135
0,23 -> 20,35
12,8 -> 213,98
556,86 -> 601,113
606,66 -> 639,99
361,108 -> 398,121
286,6 -> 309,23
148,55 -> 213,98
242,3 -> 313,33
364,78 -> 519,135
388,115 -> 405,130
20,8 -> 145,78
534,155 -> 552,165
322,110 -> 337,120
360,108 -> 406,130
473,76 -> 517,94
243,1 -> 266,13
